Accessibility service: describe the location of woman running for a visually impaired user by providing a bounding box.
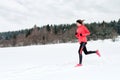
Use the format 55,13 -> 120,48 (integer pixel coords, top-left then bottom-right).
75,19 -> 101,67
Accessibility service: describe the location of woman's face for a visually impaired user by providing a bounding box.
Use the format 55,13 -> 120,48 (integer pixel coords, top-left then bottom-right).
76,22 -> 81,27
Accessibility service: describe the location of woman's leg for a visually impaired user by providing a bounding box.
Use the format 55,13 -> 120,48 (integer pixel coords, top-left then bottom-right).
83,43 -> 96,55
78,42 -> 85,64
78,53 -> 82,64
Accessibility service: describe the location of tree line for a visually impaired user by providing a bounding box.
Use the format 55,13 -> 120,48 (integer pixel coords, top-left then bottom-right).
0,19 -> 120,47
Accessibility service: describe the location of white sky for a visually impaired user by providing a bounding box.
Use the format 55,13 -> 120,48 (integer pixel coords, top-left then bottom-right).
0,0 -> 120,32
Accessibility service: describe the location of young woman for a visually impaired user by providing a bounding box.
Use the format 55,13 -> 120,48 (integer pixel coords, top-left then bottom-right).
75,19 -> 101,67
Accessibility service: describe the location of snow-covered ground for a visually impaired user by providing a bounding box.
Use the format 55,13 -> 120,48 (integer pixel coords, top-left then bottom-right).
0,39 -> 120,80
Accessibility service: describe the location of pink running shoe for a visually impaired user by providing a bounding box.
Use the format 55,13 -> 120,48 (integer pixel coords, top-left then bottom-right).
75,64 -> 82,67
96,50 -> 101,57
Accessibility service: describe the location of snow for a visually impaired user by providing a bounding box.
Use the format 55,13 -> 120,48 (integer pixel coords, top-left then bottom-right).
0,39 -> 120,80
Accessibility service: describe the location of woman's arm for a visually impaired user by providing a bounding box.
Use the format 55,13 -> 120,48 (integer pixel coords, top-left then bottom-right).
75,32 -> 79,39
82,26 -> 90,36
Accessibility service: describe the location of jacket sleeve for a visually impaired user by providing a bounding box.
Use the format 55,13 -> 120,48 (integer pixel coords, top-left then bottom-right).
82,26 -> 90,36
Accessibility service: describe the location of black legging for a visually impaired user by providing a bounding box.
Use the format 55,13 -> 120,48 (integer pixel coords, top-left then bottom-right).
78,42 -> 96,64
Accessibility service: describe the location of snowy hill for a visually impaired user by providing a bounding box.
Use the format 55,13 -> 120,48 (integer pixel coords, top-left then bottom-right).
0,39 -> 120,80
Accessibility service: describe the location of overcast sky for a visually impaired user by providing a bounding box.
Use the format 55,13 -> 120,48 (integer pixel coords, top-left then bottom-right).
0,0 -> 120,32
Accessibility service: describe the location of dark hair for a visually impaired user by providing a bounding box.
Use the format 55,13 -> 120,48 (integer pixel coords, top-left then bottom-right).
76,19 -> 84,24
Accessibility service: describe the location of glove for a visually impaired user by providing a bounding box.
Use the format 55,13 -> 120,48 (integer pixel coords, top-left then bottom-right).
80,33 -> 82,36
75,32 -> 78,39
75,32 -> 78,35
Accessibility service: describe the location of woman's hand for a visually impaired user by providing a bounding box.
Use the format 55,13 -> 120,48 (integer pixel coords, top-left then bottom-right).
75,32 -> 78,35
80,33 -> 82,36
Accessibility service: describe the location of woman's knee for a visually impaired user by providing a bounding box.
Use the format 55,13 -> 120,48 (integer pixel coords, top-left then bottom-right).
79,53 -> 82,58
84,51 -> 88,55
78,50 -> 82,54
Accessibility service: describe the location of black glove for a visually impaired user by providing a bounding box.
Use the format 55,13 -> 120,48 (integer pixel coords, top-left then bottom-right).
80,33 -> 82,36
75,32 -> 78,35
